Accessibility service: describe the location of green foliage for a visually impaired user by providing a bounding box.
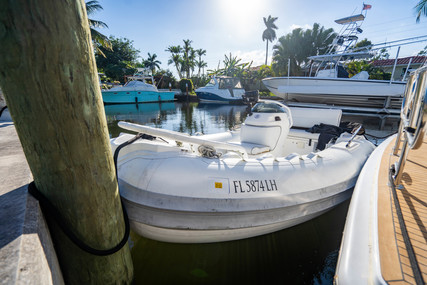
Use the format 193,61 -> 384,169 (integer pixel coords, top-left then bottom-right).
272,23 -> 336,76
415,0 -> 427,22
241,65 -> 273,91
191,74 -> 210,88
95,36 -> 140,82
179,78 -> 194,93
86,0 -> 112,57
165,40 -> 207,80
418,45 -> 427,55
353,38 -> 372,51
209,53 -> 252,78
153,69 -> 177,89
346,60 -> 391,80
143,53 -> 161,75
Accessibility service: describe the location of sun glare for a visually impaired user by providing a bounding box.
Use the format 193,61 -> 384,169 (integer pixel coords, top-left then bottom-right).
219,0 -> 265,35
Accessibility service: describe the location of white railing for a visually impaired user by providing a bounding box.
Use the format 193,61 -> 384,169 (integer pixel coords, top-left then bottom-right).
392,65 -> 427,185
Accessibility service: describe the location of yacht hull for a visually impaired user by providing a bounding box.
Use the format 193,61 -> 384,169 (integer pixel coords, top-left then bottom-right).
262,77 -> 406,109
102,90 -> 175,104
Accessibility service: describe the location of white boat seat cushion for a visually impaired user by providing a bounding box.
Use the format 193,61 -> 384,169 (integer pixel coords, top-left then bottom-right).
240,124 -> 281,150
288,128 -> 320,140
230,142 -> 270,155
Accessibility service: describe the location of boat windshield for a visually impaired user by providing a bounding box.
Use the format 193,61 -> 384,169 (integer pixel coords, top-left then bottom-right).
251,102 -> 287,113
205,78 -> 216,87
218,78 -> 242,89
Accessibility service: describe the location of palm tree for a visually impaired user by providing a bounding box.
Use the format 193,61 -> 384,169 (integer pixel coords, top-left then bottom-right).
415,0 -> 427,22
165,45 -> 183,79
272,23 -> 336,76
262,15 -> 279,65
86,0 -> 111,57
196,60 -> 208,78
144,53 -> 161,75
182,39 -> 193,78
195,48 -> 207,77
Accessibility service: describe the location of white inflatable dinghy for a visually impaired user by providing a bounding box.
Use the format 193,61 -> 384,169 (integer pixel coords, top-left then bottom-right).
111,100 -> 375,243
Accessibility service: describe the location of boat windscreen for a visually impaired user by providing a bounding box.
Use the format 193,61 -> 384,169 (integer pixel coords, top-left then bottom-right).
206,78 -> 216,87
218,77 -> 242,89
252,102 -> 286,113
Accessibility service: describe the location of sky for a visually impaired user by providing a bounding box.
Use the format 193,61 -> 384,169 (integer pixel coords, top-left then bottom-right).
93,0 -> 427,77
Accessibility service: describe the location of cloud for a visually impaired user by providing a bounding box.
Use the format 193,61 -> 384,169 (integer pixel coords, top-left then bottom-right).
232,49 -> 271,67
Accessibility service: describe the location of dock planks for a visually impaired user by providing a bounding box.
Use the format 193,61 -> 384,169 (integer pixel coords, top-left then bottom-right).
378,137 -> 427,284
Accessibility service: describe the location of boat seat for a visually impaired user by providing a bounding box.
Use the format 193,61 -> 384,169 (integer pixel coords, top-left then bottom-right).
229,141 -> 270,155
288,128 -> 320,140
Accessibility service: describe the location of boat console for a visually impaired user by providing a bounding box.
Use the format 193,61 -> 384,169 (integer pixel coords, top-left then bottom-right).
240,101 -> 292,156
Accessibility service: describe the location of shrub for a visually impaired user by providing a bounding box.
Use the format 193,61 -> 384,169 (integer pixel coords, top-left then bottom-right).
179,78 -> 194,93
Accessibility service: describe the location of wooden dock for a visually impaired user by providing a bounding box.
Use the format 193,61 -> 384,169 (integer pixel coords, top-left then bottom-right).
378,136 -> 427,284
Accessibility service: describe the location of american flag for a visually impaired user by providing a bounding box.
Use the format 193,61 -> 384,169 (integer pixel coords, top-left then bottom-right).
363,4 -> 372,10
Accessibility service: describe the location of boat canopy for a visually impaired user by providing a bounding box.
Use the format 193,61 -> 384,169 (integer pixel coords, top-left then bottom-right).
335,14 -> 365,24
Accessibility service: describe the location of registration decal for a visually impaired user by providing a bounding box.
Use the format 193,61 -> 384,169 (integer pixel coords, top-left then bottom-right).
232,180 -> 278,193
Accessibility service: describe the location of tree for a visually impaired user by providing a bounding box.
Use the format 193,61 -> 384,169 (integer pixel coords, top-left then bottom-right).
272,28 -> 305,76
144,53 -> 161,75
95,36 -> 139,82
195,48 -> 207,77
303,23 -> 336,56
272,23 -> 336,76
262,15 -> 278,65
86,0 -> 112,57
209,53 -> 252,78
415,0 -> 427,22
182,39 -> 194,78
165,45 -> 183,79
346,60 -> 390,80
353,38 -> 372,51
418,45 -> 427,55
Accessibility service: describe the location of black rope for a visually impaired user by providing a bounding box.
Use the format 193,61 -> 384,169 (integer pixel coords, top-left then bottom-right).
27,132 -> 154,256
0,105 -> 7,117
28,181 -> 130,256
113,133 -> 155,179
389,166 -> 424,285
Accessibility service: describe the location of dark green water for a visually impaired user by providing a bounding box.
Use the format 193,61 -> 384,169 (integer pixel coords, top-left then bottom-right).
105,102 -> 399,285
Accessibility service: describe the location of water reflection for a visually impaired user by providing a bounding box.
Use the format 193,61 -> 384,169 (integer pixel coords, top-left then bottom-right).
105,102 -> 248,138
130,200 -> 350,285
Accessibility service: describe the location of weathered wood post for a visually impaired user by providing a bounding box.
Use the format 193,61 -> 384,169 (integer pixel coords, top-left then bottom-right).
0,0 -> 133,284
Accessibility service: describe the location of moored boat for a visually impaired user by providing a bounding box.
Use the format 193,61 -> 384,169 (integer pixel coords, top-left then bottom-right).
334,66 -> 427,284
262,6 -> 406,112
111,100 -> 375,243
195,76 -> 245,103
102,74 -> 175,104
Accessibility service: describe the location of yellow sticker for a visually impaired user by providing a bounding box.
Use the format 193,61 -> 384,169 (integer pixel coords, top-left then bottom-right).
215,182 -> 223,189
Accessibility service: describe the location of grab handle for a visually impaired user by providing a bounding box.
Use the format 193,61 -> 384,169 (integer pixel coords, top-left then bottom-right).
346,125 -> 363,148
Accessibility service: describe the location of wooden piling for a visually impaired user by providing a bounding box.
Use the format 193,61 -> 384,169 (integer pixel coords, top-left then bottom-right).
0,0 -> 133,283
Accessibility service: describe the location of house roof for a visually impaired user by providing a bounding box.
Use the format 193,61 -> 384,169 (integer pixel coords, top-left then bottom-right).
371,56 -> 427,67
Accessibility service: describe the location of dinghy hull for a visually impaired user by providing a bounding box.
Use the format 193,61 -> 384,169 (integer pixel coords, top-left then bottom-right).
112,100 -> 375,243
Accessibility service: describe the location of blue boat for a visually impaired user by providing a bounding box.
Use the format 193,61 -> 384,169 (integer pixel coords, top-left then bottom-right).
102,75 -> 175,104
195,76 -> 245,103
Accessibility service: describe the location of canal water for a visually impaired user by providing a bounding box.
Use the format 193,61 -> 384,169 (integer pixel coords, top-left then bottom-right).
105,102 -> 399,285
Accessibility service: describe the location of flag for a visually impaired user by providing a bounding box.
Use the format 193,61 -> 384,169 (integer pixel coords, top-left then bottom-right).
363,4 -> 372,10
